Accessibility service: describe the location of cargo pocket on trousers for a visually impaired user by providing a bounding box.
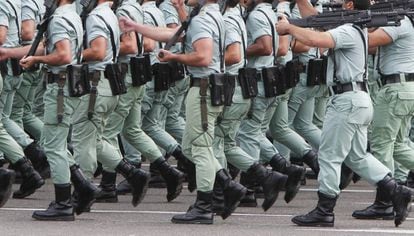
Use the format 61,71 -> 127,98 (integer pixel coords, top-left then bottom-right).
347,98 -> 372,125
394,92 -> 414,116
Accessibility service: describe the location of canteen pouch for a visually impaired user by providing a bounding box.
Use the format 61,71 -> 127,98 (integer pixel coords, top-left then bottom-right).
238,67 -> 258,99
307,56 -> 328,86
209,73 -> 225,107
10,58 -> 23,76
285,59 -> 300,89
130,55 -> 149,87
66,64 -> 91,97
104,63 -> 127,96
143,53 -> 152,82
223,74 -> 236,106
153,62 -> 170,92
262,65 -> 285,97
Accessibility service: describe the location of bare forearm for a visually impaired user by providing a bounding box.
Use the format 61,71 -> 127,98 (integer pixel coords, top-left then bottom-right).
288,26 -> 331,48
296,0 -> 319,17
33,51 -> 71,66
7,45 -> 44,59
171,52 -> 210,67
176,6 -> 188,22
134,24 -> 177,42
246,43 -> 271,57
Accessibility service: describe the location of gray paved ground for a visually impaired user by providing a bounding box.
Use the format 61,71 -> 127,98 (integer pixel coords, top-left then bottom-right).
1,166 -> 414,236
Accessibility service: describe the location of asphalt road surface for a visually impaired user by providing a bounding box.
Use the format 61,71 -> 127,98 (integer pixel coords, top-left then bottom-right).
1,165 -> 414,236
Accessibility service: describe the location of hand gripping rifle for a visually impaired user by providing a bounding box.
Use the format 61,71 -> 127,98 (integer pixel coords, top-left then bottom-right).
26,0 -> 59,57
158,3 -> 202,58
288,9 -> 408,30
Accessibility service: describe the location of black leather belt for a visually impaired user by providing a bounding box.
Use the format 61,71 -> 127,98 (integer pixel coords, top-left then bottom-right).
330,81 -> 367,95
190,77 -> 209,87
380,73 -> 414,86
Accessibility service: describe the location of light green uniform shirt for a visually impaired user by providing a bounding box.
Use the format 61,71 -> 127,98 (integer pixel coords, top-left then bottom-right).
0,0 -> 21,48
143,1 -> 166,65
379,17 -> 414,74
327,24 -> 367,86
86,2 -> 121,71
116,0 -> 144,64
245,3 -> 278,69
223,5 -> 246,75
185,3 -> 224,78
22,0 -> 45,44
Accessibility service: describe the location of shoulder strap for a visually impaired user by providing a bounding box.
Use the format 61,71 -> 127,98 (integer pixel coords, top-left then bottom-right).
352,25 -> 368,80
119,7 -> 144,55
6,0 -> 22,45
227,15 -> 246,67
95,14 -> 118,63
206,12 -> 224,73
144,10 -> 163,49
59,16 -> 82,64
31,0 -> 42,21
257,9 -> 276,65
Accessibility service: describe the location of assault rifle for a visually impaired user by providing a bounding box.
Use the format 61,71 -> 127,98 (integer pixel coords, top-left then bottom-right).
370,0 -> 414,11
289,9 -> 407,30
26,0 -> 59,56
158,3 -> 202,57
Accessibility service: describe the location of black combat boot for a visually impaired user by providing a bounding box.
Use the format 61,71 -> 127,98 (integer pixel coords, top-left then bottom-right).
238,172 -> 258,207
0,168 -> 15,207
152,158 -> 184,202
148,163 -> 166,188
12,157 -> 45,199
172,146 -> 196,192
70,165 -> 98,215
269,154 -> 306,203
302,150 -> 319,176
171,191 -> 214,224
214,169 -> 246,219
407,171 -> 414,188
95,170 -> 118,203
247,163 -> 288,211
376,175 -> 412,227
24,141 -> 50,179
339,164 -> 354,190
116,162 -> 141,195
116,159 -> 150,206
292,191 -> 338,227
352,187 -> 394,220
228,163 -> 240,180
32,184 -> 74,221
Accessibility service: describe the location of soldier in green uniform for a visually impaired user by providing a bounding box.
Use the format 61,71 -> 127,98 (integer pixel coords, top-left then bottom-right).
352,5 -> 414,221
96,0 -> 185,203
276,0 -> 412,227
119,0 -> 248,224
10,0 -> 45,142
0,0 -> 45,200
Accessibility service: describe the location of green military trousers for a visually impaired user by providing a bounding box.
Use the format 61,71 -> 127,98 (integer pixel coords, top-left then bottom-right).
10,70 -> 43,140
142,79 -> 179,155
104,72 -> 163,164
318,90 -> 390,197
0,74 -> 26,164
213,86 -> 256,172
72,74 -> 123,178
182,86 -> 223,192
370,82 -> 414,175
42,83 -> 77,184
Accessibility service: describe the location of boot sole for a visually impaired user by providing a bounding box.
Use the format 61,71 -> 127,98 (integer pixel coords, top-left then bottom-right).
394,189 -> 412,227
238,202 -> 258,208
291,217 -> 333,227
32,214 -> 75,221
221,187 -> 247,220
95,197 -> 118,203
131,173 -> 151,207
285,168 -> 306,204
166,175 -> 185,202
171,218 -> 213,224
352,215 -> 394,220
262,175 -> 288,211
12,179 -> 45,199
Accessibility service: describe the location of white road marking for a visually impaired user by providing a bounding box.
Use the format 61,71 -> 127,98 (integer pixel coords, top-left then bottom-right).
295,228 -> 414,234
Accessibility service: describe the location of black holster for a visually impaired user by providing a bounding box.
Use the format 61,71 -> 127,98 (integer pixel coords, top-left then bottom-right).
10,58 -> 22,76
0,60 -> 6,78
153,62 -> 170,92
130,54 -> 152,87
104,63 -> 127,96
87,71 -> 100,120
307,56 -> 328,86
66,64 -> 91,97
209,73 -> 225,107
285,59 -> 301,89
262,64 -> 285,97
223,75 -> 236,106
238,67 -> 258,99
169,61 -> 185,82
